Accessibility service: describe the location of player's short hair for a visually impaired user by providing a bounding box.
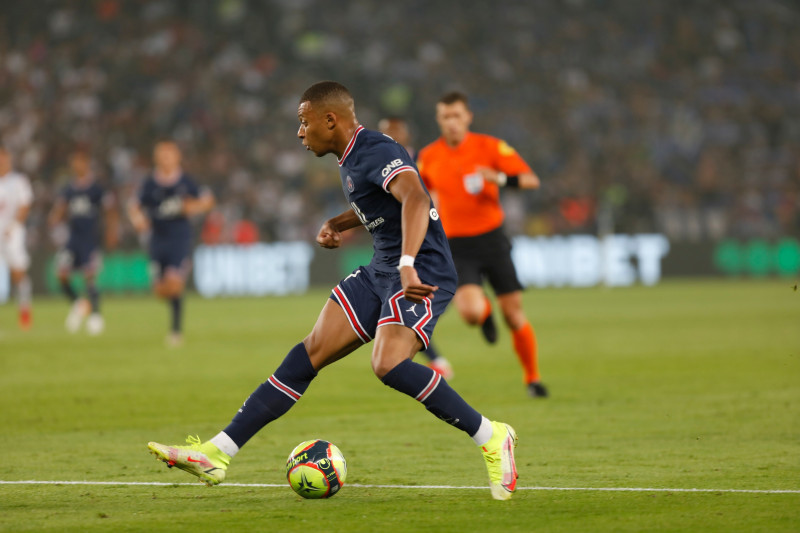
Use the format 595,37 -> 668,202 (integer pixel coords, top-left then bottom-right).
300,81 -> 353,106
154,138 -> 179,148
71,146 -> 91,158
439,91 -> 469,108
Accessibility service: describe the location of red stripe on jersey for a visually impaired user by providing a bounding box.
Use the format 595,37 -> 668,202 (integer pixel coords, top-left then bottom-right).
332,286 -> 371,342
381,165 -> 417,192
337,126 -> 365,167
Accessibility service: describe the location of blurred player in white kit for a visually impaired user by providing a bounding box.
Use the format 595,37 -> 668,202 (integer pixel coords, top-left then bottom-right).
0,147 -> 34,329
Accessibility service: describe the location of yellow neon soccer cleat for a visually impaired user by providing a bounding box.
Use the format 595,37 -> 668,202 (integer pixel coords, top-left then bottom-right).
481,421 -> 519,500
147,435 -> 230,486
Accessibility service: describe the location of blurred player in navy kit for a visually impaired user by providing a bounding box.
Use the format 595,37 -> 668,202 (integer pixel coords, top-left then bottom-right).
148,82 -> 519,501
128,141 -> 215,346
378,116 -> 453,380
48,149 -> 118,335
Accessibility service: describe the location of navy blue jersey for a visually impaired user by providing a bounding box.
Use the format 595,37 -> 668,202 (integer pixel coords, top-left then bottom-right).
338,126 -> 457,294
60,181 -> 108,248
137,173 -> 200,243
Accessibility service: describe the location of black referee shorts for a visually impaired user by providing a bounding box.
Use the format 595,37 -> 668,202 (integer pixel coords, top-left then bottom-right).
447,226 -> 523,296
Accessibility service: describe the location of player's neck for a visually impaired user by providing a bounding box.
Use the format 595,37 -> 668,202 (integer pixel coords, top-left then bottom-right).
155,167 -> 182,184
443,132 -> 468,148
334,122 -> 362,160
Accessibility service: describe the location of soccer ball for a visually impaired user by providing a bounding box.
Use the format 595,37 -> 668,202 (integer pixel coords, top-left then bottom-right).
285,439 -> 347,499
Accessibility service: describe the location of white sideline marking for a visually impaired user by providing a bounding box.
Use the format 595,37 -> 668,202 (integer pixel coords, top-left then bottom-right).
0,480 -> 797,494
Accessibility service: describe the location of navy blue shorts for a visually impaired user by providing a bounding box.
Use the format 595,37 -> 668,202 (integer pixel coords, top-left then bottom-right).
329,266 -> 453,349
149,240 -> 191,279
57,243 -> 101,274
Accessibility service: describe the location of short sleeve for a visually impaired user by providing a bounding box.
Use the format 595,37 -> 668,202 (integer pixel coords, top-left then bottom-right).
18,177 -> 33,206
416,154 -> 433,191
183,176 -> 201,198
134,178 -> 155,207
494,139 -> 532,176
369,142 -> 419,193
136,181 -> 148,206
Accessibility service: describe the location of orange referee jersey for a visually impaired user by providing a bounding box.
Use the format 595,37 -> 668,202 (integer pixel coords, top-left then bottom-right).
417,132 -> 532,238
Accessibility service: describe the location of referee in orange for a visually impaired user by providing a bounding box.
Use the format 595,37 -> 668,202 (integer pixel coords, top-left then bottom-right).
417,91 -> 547,397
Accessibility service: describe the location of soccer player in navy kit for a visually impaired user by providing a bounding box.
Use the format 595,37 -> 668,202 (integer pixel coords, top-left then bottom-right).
128,141 -> 215,345
48,150 -> 118,335
378,116 -> 454,380
148,82 -> 520,500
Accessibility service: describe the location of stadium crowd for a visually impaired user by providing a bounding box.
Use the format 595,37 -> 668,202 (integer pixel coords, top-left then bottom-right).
1,0 -> 798,256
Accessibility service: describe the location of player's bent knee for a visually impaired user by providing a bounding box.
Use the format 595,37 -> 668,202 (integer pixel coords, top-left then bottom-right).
157,274 -> 185,298
371,354 -> 399,379
456,304 -> 483,325
461,310 -> 483,325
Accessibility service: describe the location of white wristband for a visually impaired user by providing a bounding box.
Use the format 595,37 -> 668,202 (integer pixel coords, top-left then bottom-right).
496,172 -> 507,186
397,254 -> 415,270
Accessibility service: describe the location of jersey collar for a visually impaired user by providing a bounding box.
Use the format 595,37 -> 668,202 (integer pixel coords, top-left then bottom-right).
441,131 -> 472,151
337,125 -> 365,167
154,168 -> 183,185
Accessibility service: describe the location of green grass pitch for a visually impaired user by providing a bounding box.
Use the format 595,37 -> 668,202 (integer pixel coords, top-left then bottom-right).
1,279 -> 798,532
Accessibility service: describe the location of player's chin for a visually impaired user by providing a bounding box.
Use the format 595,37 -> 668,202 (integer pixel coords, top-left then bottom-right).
303,143 -> 324,157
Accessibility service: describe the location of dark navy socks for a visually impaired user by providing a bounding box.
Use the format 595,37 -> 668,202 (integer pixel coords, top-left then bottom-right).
224,342 -> 317,448
381,358 -> 481,436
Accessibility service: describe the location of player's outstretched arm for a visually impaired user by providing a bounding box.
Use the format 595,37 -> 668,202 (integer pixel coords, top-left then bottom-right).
127,199 -> 150,235
316,209 -> 361,249
47,198 -> 66,229
6,203 -> 30,238
182,190 -> 215,216
389,171 -> 439,303
15,203 -> 31,225
477,167 -> 540,189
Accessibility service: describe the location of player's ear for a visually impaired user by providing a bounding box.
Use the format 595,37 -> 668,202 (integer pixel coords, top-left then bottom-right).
325,112 -> 337,130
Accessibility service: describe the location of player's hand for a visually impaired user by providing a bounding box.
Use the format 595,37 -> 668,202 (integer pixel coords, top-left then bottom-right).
316,220 -> 342,249
399,266 -> 438,304
476,166 -> 502,184
131,217 -> 149,234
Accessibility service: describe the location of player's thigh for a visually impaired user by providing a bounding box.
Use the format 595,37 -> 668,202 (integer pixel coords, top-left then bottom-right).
496,290 -> 527,329
303,299 -> 364,372
78,249 -> 102,281
152,245 -> 190,296
372,281 -> 451,377
453,284 -> 486,324
371,324 -> 423,378
3,226 -> 29,273
483,236 -> 523,297
56,248 -> 75,280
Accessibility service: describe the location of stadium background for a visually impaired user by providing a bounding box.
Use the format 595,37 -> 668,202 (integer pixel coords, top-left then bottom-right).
1,0 -> 799,297
1,3 -> 798,531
